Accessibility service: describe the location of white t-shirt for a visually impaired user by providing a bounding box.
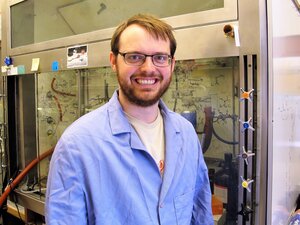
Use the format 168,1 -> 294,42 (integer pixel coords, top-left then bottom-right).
126,110 -> 165,175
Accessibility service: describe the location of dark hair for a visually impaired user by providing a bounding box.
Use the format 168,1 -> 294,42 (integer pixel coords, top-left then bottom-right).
111,14 -> 177,57
296,194 -> 300,211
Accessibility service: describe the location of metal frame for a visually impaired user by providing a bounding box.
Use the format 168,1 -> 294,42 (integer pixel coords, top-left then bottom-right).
237,0 -> 269,224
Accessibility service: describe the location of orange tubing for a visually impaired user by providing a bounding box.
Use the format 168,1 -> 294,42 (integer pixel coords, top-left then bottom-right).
0,146 -> 55,208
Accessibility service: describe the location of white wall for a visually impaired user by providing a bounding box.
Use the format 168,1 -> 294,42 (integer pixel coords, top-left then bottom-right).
269,0 -> 300,224
0,5 -> 2,40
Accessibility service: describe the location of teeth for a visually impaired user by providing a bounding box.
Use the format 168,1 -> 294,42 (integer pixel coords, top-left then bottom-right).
136,79 -> 155,85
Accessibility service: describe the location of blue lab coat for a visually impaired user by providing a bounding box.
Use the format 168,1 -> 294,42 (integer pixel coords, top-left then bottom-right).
45,91 -> 213,225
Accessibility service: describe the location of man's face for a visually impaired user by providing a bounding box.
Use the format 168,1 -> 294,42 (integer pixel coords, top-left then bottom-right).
110,24 -> 175,107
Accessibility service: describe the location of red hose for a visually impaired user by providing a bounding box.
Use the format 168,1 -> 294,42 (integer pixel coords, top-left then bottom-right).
0,146 -> 55,207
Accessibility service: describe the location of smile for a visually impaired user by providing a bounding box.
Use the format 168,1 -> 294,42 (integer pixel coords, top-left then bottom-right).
135,78 -> 156,85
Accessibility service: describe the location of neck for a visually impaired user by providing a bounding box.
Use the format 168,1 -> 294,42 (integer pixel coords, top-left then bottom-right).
118,92 -> 159,123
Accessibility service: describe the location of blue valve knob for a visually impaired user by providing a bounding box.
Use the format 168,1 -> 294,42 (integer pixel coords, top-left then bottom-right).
243,123 -> 249,129
4,56 -> 13,66
239,117 -> 255,132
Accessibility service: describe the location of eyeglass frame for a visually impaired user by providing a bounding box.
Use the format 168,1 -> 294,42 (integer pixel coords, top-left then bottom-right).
117,51 -> 173,67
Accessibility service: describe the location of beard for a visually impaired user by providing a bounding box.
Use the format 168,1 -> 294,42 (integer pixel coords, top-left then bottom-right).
116,69 -> 172,107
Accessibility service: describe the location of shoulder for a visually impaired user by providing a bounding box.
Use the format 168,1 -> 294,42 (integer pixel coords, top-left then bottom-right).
64,105 -> 108,137
63,91 -> 122,138
161,105 -> 196,132
289,213 -> 300,225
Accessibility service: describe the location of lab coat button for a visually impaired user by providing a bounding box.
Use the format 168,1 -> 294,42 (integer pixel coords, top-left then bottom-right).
159,203 -> 164,208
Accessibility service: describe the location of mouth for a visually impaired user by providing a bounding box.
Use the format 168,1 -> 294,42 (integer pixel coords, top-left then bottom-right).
134,77 -> 159,85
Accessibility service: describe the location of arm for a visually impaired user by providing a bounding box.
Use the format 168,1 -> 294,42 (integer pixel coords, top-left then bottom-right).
45,137 -> 87,225
191,141 -> 214,225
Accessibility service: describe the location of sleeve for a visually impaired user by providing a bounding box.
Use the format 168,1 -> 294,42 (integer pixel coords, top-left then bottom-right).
288,212 -> 300,225
191,141 -> 214,225
45,136 -> 87,225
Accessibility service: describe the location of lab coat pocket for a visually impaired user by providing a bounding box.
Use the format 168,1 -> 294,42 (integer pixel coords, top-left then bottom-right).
174,190 -> 195,225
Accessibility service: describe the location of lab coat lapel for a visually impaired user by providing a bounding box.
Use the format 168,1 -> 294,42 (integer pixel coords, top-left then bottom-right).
159,109 -> 182,202
107,94 -> 147,151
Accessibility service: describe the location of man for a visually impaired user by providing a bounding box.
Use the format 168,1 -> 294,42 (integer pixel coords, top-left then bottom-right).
45,14 -> 213,225
288,194 -> 300,225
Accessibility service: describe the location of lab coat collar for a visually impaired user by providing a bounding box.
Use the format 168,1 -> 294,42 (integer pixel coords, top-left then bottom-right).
107,91 -> 148,151
107,91 -> 132,135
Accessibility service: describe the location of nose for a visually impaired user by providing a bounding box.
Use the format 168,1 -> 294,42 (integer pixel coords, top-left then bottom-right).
139,56 -> 156,73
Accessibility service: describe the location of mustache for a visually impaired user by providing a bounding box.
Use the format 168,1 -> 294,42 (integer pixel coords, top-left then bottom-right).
131,73 -> 163,80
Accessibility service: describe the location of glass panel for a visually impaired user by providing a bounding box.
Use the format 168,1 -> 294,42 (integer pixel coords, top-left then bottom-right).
11,0 -> 34,48
11,0 -> 224,48
37,70 -> 79,153
80,68 -> 118,114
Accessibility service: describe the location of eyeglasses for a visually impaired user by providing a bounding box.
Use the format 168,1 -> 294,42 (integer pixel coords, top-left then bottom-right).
118,52 -> 172,67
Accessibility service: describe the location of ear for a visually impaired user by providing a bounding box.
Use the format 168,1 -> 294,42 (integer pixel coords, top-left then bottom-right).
171,57 -> 176,72
110,52 -> 117,71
